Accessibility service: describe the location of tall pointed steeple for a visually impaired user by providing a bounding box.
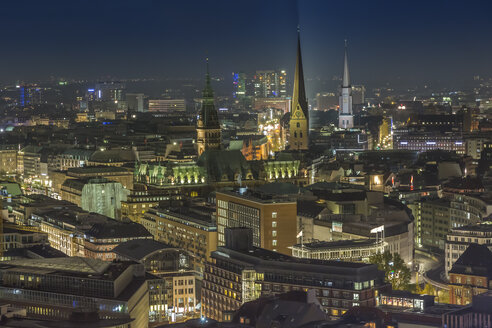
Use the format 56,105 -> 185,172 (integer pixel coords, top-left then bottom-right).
197,59 -> 221,156
200,58 -> 219,128
338,40 -> 354,129
289,27 -> 309,151
342,40 -> 350,88
292,28 -> 308,119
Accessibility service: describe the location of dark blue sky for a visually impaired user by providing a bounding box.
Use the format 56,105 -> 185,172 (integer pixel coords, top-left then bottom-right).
1,0 -> 491,89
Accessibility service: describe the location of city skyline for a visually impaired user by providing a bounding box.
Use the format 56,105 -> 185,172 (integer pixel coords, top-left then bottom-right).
1,0 -> 492,90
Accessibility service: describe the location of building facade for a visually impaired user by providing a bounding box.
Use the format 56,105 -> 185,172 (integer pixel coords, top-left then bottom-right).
215,190 -> 297,255
201,228 -> 387,321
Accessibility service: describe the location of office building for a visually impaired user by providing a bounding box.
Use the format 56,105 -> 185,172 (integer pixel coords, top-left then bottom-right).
253,70 -> 287,98
143,206 -> 217,275
94,82 -> 125,102
215,189 -> 297,255
149,99 -> 186,113
232,72 -> 247,99
127,93 -> 145,112
201,228 -> 387,321
0,257 -> 151,327
0,146 -> 18,174
113,239 -> 198,323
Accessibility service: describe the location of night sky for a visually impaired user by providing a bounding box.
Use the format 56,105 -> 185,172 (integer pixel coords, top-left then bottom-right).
1,0 -> 492,89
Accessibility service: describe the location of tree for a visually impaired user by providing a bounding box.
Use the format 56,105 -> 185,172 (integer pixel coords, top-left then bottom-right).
369,251 -> 411,291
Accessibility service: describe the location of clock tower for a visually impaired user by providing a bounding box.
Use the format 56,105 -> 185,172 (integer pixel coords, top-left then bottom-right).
289,30 -> 309,151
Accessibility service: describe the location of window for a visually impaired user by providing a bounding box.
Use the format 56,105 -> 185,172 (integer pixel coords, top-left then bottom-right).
272,230 -> 277,237
296,122 -> 300,128
272,240 -> 277,246
272,212 -> 277,219
272,221 -> 277,228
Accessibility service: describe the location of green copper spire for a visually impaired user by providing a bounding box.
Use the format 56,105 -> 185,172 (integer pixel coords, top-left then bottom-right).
203,58 -> 214,98
199,58 -> 219,128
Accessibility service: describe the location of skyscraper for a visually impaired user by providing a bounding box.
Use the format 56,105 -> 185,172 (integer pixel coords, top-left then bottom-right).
288,31 -> 309,151
338,41 -> 354,129
232,72 -> 247,99
196,60 -> 221,156
253,70 -> 287,98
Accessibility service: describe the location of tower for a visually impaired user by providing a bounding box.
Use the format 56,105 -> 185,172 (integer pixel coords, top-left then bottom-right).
197,60 -> 221,156
338,40 -> 354,129
289,30 -> 309,151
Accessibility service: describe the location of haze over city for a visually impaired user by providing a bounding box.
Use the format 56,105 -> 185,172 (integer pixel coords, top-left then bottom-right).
0,1 -> 492,328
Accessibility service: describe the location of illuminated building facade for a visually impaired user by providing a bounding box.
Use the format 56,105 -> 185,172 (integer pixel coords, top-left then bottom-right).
60,178 -> 128,219
202,228 -> 386,321
448,244 -> 492,305
196,62 -> 222,156
338,42 -> 354,129
143,206 -> 217,275
148,99 -> 186,113
393,131 -> 465,155
253,70 -> 287,98
215,190 -> 297,255
288,32 -> 309,151
0,258 -> 150,327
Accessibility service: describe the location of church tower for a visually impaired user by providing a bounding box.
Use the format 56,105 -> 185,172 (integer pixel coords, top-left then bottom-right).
289,30 -> 309,151
197,60 -> 221,156
338,41 -> 354,129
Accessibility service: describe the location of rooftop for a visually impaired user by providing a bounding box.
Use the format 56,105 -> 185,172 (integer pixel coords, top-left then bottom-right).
294,239 -> 378,251
112,239 -> 174,261
85,220 -> 152,239
1,257 -> 110,275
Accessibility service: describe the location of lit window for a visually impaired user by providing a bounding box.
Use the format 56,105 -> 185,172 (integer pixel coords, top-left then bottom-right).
272,240 -> 277,246
272,212 -> 277,219
272,221 -> 277,228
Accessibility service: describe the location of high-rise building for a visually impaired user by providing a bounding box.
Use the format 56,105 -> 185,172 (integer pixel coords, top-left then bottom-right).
232,72 -> 247,99
253,70 -> 287,98
338,42 -> 354,129
288,31 -> 309,150
127,93 -> 145,112
352,85 -> 366,105
94,81 -> 126,102
196,61 -> 221,156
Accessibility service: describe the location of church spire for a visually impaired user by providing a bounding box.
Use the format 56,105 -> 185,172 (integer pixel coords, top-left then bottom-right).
342,40 -> 350,88
288,27 -> 309,151
199,58 -> 219,128
203,57 -> 213,98
292,28 -> 308,118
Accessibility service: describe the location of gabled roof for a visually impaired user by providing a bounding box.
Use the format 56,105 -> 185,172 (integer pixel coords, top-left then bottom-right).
449,243 -> 492,278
